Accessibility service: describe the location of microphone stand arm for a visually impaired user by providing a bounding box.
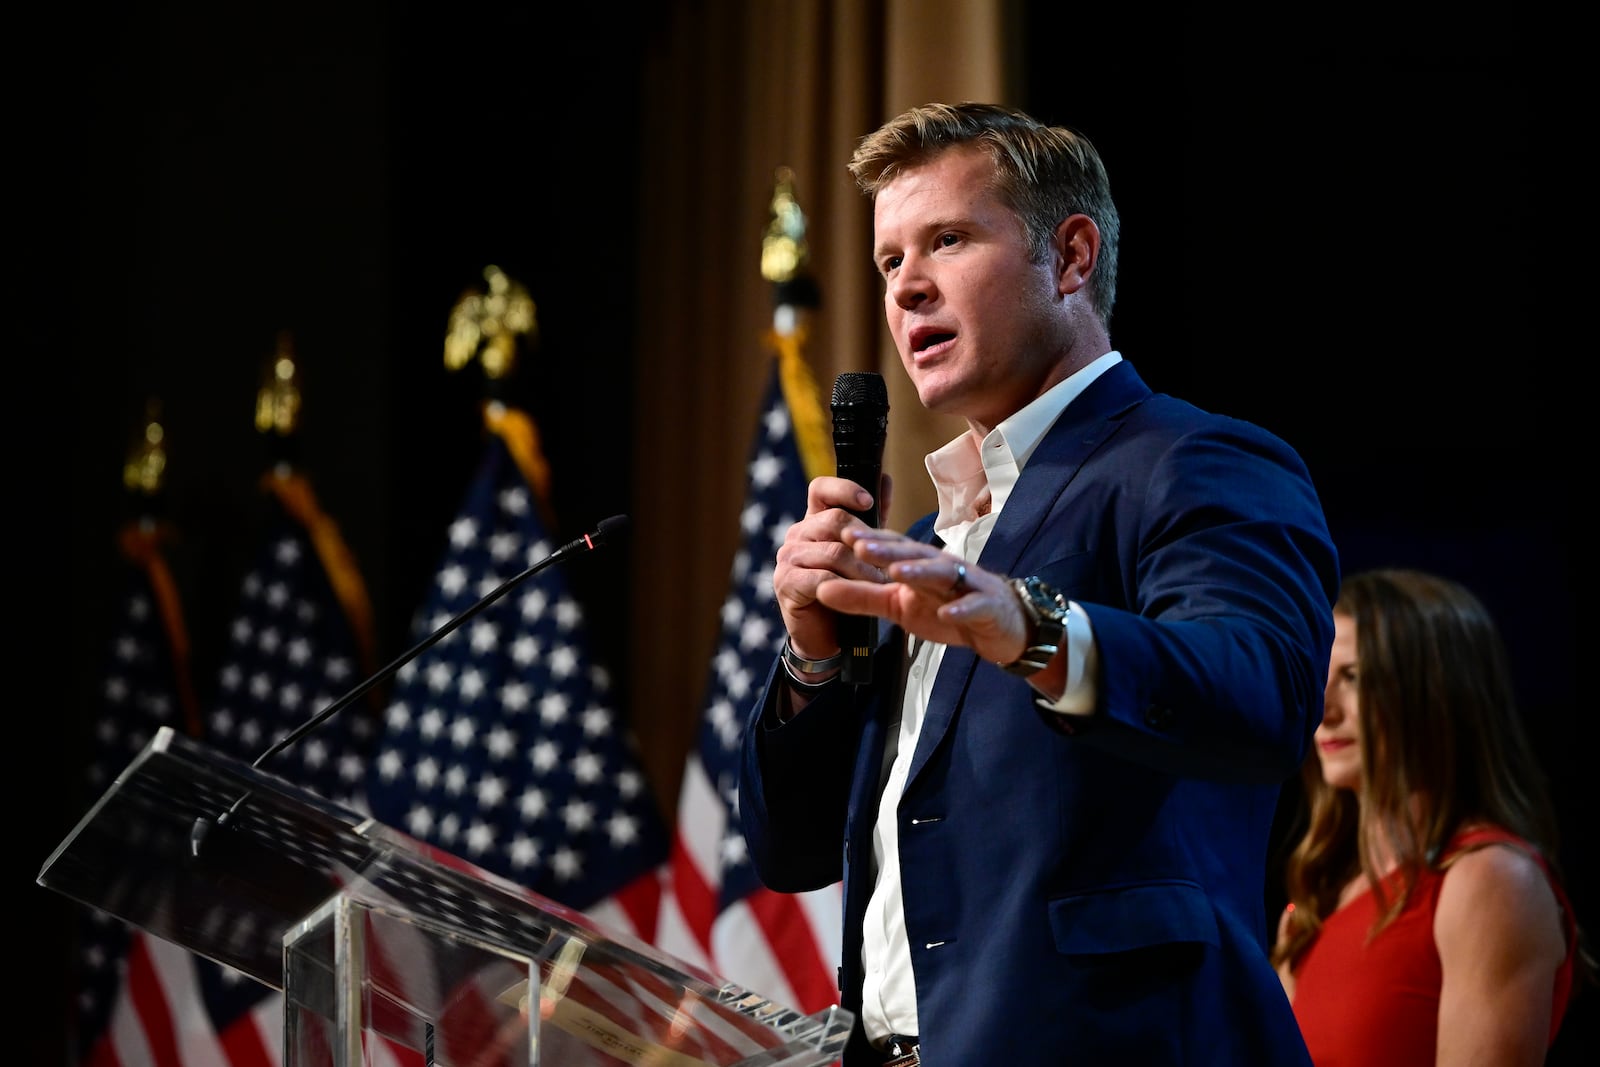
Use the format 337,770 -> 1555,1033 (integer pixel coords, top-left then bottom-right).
191,516 -> 626,856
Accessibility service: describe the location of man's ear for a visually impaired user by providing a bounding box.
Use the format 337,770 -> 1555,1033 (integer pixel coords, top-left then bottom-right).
1055,215 -> 1100,297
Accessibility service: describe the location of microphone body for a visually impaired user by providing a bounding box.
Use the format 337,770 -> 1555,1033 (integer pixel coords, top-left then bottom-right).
831,372 -> 889,686
189,514 -> 630,857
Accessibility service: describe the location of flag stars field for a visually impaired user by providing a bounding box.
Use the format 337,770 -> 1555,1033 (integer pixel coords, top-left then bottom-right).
572,750 -> 604,785
424,659 -> 454,692
608,812 -> 642,847
476,773 -> 508,809
749,452 -> 784,491
454,668 -> 486,703
411,755 -> 441,789
465,619 -> 499,655
530,739 -> 560,772
416,706 -> 446,740
539,691 -> 572,723
519,786 -> 548,819
465,821 -> 497,855
365,425 -> 668,939
438,562 -> 470,598
500,676 -> 533,710
519,587 -> 550,622
739,612 -> 775,655
706,696 -> 738,747
581,705 -> 611,737
485,723 -> 516,759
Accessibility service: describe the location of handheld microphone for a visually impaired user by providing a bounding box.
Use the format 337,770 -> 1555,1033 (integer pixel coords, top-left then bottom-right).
831,372 -> 889,686
189,513 -> 630,858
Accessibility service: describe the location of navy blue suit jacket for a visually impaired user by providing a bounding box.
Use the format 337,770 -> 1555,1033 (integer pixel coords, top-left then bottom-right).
740,361 -> 1339,1066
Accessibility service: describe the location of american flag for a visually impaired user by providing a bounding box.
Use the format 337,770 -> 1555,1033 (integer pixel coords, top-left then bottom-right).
654,343 -> 844,1016
207,470 -> 380,813
74,516 -> 201,1067
74,466 -> 398,1067
365,402 -> 668,944
183,468 -> 385,1067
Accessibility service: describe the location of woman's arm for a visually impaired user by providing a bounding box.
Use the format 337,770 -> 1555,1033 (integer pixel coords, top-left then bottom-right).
1434,844 -> 1566,1066
1272,902 -> 1297,1000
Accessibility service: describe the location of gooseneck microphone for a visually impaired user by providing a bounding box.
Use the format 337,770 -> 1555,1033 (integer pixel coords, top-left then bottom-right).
831,372 -> 889,686
189,513 -> 630,858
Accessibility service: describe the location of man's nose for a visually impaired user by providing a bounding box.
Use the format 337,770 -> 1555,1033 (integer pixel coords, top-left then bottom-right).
888,260 -> 931,309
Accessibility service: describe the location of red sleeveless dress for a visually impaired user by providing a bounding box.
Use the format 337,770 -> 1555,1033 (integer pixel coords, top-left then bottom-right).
1290,827 -> 1577,1066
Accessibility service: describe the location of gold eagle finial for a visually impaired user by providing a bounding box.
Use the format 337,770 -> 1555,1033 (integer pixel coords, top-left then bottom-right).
123,397 -> 169,496
761,166 -> 810,285
444,265 -> 538,380
255,329 -> 302,437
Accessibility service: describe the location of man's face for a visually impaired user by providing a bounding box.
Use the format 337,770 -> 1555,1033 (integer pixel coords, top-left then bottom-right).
871,144 -> 1064,433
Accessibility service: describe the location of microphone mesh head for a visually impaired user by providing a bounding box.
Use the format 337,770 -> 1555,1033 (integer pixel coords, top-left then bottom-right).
832,371 -> 888,408
593,514 -> 630,546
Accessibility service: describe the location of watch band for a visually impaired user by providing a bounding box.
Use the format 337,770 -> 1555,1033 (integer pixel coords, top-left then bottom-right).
1000,643 -> 1059,677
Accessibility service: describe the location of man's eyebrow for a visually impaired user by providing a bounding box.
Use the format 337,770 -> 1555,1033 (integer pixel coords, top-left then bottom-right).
872,216 -> 970,261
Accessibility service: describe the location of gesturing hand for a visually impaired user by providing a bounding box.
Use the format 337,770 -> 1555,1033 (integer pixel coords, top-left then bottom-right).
814,527 -> 1030,667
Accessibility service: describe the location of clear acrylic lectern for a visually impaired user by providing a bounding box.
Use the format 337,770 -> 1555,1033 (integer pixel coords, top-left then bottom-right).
38,726 -> 851,1066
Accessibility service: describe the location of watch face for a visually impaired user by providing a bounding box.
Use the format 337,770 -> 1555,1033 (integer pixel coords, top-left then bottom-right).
1019,577 -> 1068,641
1023,577 -> 1062,610
1001,576 -> 1066,676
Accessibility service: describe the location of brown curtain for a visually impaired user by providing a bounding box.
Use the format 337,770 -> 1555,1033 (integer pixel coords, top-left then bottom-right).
628,0 -> 1014,822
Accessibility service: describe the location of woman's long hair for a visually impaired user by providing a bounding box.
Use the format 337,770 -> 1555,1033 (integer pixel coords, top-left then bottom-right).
1273,568 -> 1566,971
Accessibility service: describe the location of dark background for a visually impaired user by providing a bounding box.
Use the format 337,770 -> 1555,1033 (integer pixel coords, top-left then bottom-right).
25,4 -> 1583,1064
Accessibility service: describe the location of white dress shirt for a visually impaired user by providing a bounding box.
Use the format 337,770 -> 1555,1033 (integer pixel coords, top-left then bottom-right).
858,352 -> 1118,1045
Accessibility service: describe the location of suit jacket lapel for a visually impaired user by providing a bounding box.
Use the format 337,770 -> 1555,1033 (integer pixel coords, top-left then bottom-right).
903,360 -> 1150,784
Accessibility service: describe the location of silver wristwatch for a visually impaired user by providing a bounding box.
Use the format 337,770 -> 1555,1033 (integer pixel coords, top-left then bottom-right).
999,575 -> 1069,677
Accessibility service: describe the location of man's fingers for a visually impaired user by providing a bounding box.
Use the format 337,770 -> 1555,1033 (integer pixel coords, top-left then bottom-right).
807,475 -> 876,518
814,575 -> 895,618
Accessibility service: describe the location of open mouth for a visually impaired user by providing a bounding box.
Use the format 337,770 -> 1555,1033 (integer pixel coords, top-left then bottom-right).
911,329 -> 955,353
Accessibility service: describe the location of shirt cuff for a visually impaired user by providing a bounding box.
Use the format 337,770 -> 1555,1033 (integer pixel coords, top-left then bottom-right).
1034,600 -> 1097,716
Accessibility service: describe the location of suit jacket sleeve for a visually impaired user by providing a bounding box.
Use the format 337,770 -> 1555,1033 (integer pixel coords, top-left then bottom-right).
738,655 -> 878,893
1023,410 -> 1339,782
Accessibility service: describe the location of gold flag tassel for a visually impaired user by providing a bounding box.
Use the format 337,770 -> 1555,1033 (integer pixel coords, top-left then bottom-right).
484,403 -> 556,522
773,331 -> 831,484
119,399 -> 203,737
254,335 -> 379,685
762,166 -> 831,482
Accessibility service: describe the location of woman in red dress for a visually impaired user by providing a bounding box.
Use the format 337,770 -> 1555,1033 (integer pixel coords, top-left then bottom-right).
1273,568 -> 1589,1065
